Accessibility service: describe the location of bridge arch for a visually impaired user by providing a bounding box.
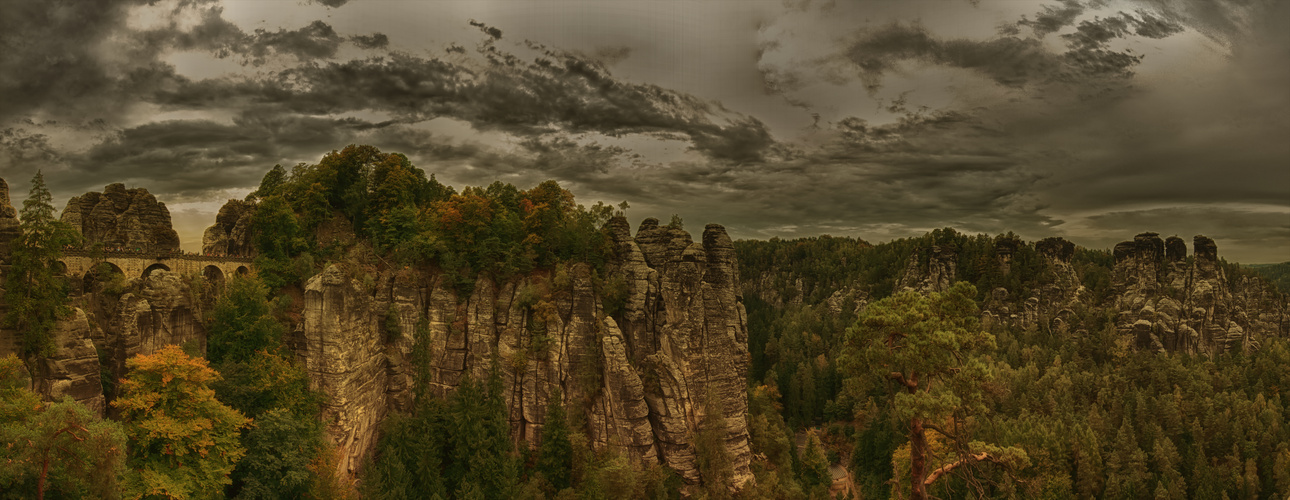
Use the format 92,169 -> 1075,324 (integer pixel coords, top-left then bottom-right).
203,265 -> 225,287
52,261 -> 68,275
236,265 -> 249,276
84,262 -> 124,292
142,263 -> 171,278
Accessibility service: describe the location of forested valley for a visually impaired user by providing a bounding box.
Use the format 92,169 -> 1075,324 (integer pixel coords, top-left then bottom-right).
2,145 -> 1288,499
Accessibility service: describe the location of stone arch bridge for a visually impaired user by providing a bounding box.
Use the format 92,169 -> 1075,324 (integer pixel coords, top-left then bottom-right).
57,250 -> 253,285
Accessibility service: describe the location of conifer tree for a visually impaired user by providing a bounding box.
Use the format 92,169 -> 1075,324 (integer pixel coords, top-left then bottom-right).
3,171 -> 80,368
0,355 -> 126,499
842,282 -> 1026,499
537,388 -> 573,491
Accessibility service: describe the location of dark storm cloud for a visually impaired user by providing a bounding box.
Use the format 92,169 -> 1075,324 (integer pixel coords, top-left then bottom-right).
350,33 -> 390,50
2,0 -> 779,207
0,129 -> 63,169
0,0 -> 144,122
0,0 -> 389,125
1018,0 -> 1086,37
53,112 -> 402,200
843,7 -> 1182,93
153,46 -> 775,162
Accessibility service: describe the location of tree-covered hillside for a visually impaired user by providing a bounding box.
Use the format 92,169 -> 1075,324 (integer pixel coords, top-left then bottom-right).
1249,262 -> 1290,294
735,229 -> 1290,499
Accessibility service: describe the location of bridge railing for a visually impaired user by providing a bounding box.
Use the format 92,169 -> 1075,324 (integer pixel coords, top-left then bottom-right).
61,248 -> 255,264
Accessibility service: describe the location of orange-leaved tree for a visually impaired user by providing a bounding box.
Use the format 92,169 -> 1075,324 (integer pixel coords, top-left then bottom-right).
114,345 -> 248,500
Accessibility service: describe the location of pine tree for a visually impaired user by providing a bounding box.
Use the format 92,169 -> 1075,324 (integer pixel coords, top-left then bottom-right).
841,282 -> 1022,500
695,389 -> 735,499
799,430 -> 832,493
537,388 -> 573,491
3,171 -> 80,367
0,355 -> 126,499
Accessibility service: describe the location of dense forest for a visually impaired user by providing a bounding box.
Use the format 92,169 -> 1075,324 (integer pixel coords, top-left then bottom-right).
2,145 -> 1288,499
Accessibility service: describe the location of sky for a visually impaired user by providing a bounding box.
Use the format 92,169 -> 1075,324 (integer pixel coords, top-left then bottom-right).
1,0 -> 1286,263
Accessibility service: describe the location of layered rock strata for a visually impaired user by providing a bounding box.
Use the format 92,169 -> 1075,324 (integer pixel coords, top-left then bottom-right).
302,217 -> 754,489
61,183 -> 180,252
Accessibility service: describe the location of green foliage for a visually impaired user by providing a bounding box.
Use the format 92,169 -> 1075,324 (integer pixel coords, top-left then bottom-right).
233,408 -> 324,500
742,227 -> 1290,499
242,145 -> 617,293
363,361 -> 518,500
3,171 -> 81,361
114,345 -> 249,500
1246,261 -> 1290,293
842,282 -> 1027,498
798,431 -> 832,494
0,355 -> 126,499
206,275 -> 286,365
537,389 -> 573,492
695,390 -> 735,499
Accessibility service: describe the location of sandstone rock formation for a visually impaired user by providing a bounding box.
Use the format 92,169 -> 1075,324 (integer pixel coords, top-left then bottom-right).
896,244 -> 957,294
32,308 -> 106,415
0,178 -> 21,259
1111,232 -> 1288,354
201,199 -> 255,256
972,236 -> 1085,334
61,183 -> 180,253
301,217 -> 754,489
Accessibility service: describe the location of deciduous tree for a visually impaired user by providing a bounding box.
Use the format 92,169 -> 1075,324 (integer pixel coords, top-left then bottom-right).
115,345 -> 249,500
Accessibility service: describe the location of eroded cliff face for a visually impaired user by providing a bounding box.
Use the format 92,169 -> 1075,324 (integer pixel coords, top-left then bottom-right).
61,183 -> 180,253
896,245 -> 958,294
202,200 -> 255,256
1112,233 -> 1288,354
0,179 -> 21,258
980,237 -> 1087,334
301,217 -> 753,488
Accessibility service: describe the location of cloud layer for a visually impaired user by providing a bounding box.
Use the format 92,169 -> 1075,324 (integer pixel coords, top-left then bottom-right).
0,0 -> 1285,262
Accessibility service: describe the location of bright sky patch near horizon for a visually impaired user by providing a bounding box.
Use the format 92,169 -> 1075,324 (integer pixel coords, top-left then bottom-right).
1,0 -> 1286,262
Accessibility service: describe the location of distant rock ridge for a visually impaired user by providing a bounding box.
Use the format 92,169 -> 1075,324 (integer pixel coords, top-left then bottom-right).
891,231 -> 1286,352
60,183 -> 180,252
1112,232 -> 1287,355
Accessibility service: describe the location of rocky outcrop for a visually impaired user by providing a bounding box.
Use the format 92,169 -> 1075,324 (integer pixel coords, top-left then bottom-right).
896,245 -> 957,294
0,178 -> 21,258
33,308 -> 106,415
61,183 -> 180,253
89,270 -> 208,403
201,199 -> 254,256
977,237 -> 1085,334
1112,233 -> 1288,355
302,217 -> 754,489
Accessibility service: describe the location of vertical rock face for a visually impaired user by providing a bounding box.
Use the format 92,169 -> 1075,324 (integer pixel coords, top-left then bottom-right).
896,245 -> 958,294
98,271 -> 208,402
0,178 -> 21,258
201,199 -> 255,256
976,237 -> 1085,334
61,183 -> 180,252
34,309 -> 105,416
301,217 -> 754,489
1111,233 -> 1287,354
